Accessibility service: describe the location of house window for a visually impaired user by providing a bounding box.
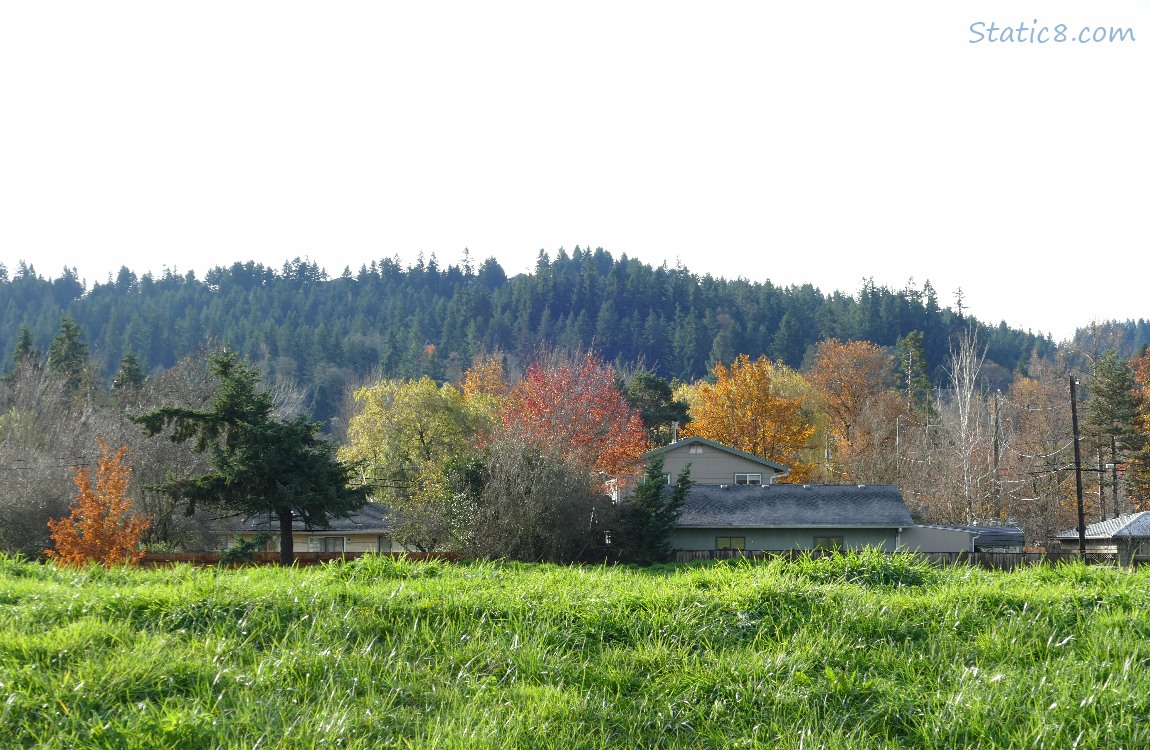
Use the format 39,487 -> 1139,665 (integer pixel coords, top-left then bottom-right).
734,473 -> 762,485
814,536 -> 844,551
716,536 -> 745,550
688,445 -> 704,454
318,536 -> 345,552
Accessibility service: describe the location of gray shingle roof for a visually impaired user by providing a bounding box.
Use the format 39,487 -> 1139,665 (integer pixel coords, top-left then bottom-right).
677,483 -> 913,529
1054,511 -> 1150,540
241,502 -> 391,533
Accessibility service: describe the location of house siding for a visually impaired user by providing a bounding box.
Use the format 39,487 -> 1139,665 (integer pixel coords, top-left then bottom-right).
242,532 -> 407,554
660,443 -> 783,485
297,533 -> 393,554
672,527 -> 900,552
900,526 -> 977,553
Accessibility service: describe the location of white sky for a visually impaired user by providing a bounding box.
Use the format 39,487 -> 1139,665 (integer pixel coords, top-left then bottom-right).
2,1 -> 1147,343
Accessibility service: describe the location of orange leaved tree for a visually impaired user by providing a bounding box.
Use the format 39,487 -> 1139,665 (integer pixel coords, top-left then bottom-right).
499,351 -> 650,479
47,437 -> 152,567
681,354 -> 817,482
806,339 -> 903,483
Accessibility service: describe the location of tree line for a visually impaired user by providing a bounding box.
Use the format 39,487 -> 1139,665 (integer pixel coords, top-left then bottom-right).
0,249 -> 1100,425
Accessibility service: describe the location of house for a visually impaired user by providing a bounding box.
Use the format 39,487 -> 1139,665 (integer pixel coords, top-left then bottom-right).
239,502 -> 407,554
672,482 -> 914,552
1052,512 -> 1150,565
643,436 -> 789,487
644,437 -> 980,554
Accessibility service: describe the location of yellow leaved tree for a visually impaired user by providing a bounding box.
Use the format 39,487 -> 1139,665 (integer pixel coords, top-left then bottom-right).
681,354 -> 817,482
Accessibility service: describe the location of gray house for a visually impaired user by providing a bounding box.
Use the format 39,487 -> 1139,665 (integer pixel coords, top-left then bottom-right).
1053,512 -> 1150,565
672,483 -> 914,552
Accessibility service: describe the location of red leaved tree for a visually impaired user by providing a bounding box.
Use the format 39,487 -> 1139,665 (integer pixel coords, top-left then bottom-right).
47,437 -> 152,567
499,351 -> 650,479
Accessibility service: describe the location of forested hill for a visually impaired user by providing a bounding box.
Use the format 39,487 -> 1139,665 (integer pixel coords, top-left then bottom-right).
2,249 -> 1057,419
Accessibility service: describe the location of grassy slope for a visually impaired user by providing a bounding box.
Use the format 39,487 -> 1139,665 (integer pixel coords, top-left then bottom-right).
2,553 -> 1148,750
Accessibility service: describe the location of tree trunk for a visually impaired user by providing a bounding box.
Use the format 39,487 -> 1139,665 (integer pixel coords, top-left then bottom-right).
278,507 -> 294,566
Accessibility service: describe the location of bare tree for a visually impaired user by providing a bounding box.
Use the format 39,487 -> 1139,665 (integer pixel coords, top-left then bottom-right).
465,430 -> 607,563
943,329 -> 990,524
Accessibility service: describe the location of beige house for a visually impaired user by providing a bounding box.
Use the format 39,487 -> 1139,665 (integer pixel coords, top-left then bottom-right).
239,502 -> 408,554
644,437 -> 789,487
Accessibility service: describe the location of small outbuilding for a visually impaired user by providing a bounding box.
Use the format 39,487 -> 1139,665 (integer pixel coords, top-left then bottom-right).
1052,512 -> 1150,565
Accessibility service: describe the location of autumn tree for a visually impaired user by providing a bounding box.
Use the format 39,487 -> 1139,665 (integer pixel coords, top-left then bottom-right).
807,339 -> 903,484
1125,348 -> 1150,508
339,377 -> 484,550
499,351 -> 650,480
681,354 -> 816,482
461,350 -> 509,402
458,351 -> 648,561
47,437 -> 151,567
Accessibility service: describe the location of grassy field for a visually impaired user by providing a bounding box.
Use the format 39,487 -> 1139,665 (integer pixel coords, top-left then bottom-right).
2,551 -> 1148,749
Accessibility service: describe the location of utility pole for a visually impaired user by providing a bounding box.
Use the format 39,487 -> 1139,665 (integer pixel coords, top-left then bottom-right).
1111,436 -> 1119,518
1070,377 -> 1086,555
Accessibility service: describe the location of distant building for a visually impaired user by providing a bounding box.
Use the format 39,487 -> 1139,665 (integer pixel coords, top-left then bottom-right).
673,481 -> 914,552
239,502 -> 407,554
647,437 -> 981,554
1052,512 -> 1150,565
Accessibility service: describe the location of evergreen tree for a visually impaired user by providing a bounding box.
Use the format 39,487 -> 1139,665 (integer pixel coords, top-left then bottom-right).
47,315 -> 89,392
895,330 -> 933,411
112,350 -> 147,391
12,324 -> 37,369
623,372 -> 691,447
1085,349 -> 1145,514
132,351 -> 368,564
617,455 -> 691,564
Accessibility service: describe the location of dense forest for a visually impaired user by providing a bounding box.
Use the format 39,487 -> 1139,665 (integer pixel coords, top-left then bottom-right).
9,247 -> 1137,424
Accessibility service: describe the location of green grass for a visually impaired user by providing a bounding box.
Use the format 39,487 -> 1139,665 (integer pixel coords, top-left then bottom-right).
2,551 -> 1149,749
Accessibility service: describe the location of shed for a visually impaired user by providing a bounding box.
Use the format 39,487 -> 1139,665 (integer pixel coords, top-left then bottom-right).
1053,512 -> 1150,565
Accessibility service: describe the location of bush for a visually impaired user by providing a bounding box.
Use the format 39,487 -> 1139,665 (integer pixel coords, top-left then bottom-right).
788,547 -> 936,587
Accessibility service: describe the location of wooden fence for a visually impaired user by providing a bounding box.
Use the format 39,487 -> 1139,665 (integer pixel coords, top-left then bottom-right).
141,549 -> 1128,572
140,551 -> 460,568
672,548 -> 1126,571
